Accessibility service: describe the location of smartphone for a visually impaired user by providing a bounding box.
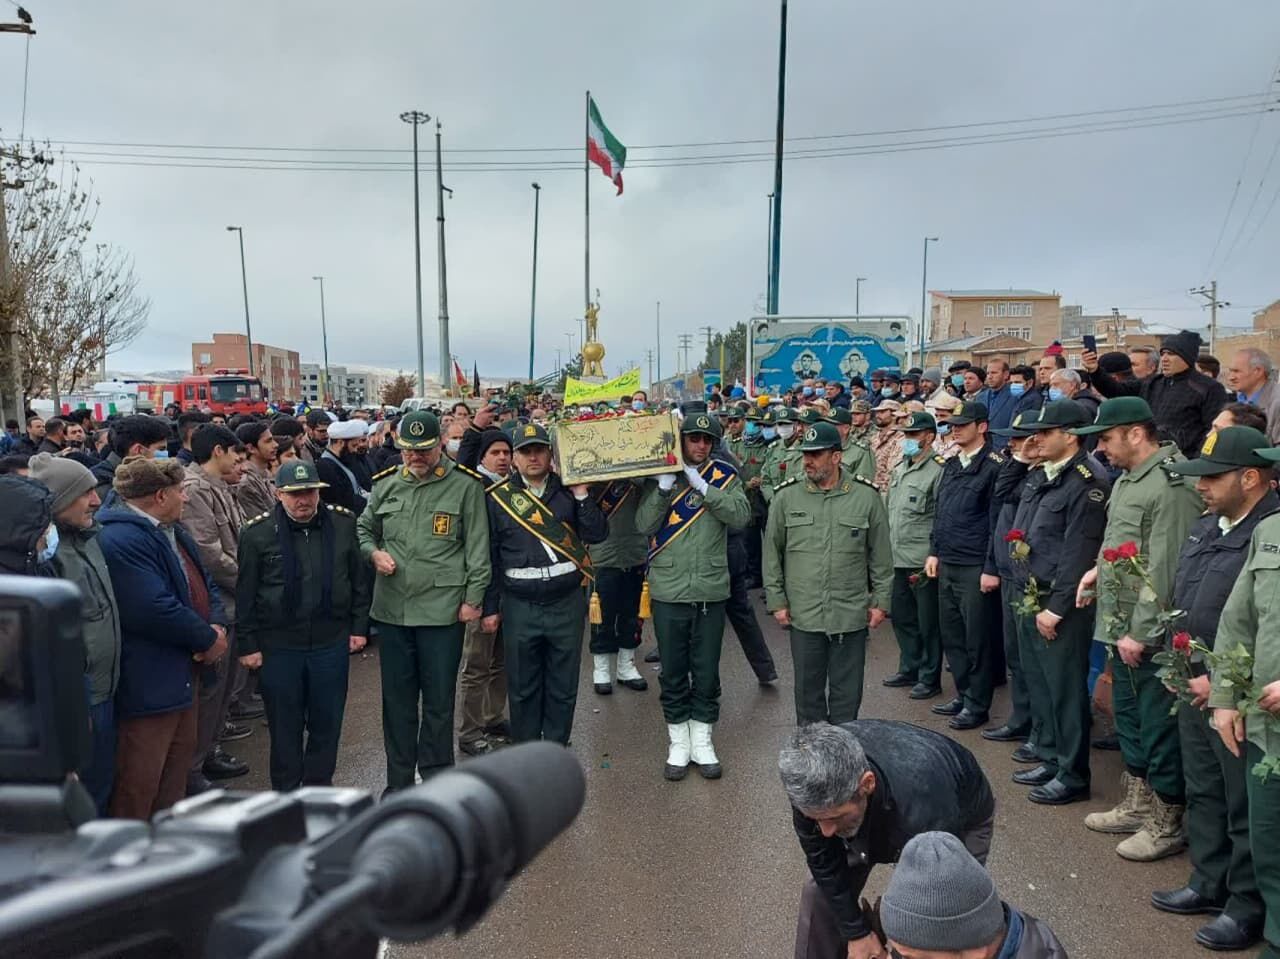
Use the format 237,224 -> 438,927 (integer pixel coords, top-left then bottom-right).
1082,334 -> 1097,354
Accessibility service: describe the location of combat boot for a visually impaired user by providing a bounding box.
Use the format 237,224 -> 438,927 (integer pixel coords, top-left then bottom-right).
1084,771 -> 1153,834
592,654 -> 613,695
615,648 -> 648,691
688,720 -> 722,779
1116,794 -> 1187,862
664,722 -> 691,781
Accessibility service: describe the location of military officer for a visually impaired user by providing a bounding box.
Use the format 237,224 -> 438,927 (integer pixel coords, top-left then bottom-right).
1073,397 -> 1202,854
884,411 -> 946,698
739,405 -> 771,588
588,474 -> 650,696
1004,401 -> 1109,806
764,422 -> 892,725
636,411 -> 750,780
848,398 -> 874,445
1151,427 -> 1276,952
925,401 -> 1004,731
1210,442 -> 1280,959
869,398 -> 904,491
724,403 -> 748,463
825,406 -> 876,481
762,407 -> 803,504
236,460 -> 372,791
484,423 -> 609,745
356,410 -> 491,792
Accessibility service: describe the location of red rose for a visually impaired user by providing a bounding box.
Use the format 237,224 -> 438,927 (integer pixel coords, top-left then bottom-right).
1172,631 -> 1192,654
908,574 -> 920,586
779,462 -> 787,472
664,453 -> 678,465
1003,529 -> 1025,543
1117,541 -> 1139,560
1102,547 -> 1120,563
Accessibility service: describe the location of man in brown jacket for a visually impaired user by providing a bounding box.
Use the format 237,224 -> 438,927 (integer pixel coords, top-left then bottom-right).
182,423 -> 251,790
234,420 -> 278,518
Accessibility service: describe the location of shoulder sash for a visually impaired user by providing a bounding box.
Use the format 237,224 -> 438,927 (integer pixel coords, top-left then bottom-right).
489,479 -> 594,580
648,460 -> 738,561
595,480 -> 635,517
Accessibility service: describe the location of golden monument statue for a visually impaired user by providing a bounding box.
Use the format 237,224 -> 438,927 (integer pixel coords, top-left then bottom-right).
581,294 -> 606,379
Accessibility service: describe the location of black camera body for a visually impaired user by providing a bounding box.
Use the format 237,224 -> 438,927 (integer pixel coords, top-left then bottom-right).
0,576 -> 586,959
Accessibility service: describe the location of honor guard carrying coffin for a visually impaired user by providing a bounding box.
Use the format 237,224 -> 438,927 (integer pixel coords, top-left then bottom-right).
356,411 -> 491,793
588,475 -> 649,696
637,411 -> 750,780
484,423 -> 609,745
764,422 -> 893,724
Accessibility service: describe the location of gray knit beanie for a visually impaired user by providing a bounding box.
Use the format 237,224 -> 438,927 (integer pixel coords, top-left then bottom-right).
27,451 -> 98,515
880,832 -> 1004,951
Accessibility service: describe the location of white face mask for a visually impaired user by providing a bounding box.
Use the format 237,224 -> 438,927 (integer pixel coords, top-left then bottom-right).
777,424 -> 796,440
446,438 -> 462,454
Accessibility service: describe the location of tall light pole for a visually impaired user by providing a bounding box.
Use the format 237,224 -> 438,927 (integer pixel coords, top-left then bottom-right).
765,193 -> 774,303
656,300 -> 663,387
767,0 -> 789,316
855,276 -> 866,316
566,330 -> 577,362
528,182 -> 541,380
919,237 -> 939,366
400,110 -> 430,396
312,275 -> 330,405
225,226 -> 254,377
434,119 -> 452,393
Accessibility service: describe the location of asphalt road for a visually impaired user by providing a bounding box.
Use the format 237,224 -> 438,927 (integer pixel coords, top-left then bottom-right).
226,599 -> 1264,959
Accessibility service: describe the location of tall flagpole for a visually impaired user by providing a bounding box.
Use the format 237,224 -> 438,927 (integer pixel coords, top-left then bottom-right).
584,90 -> 591,315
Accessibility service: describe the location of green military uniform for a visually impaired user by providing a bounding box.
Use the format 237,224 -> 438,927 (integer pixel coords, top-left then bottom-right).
724,403 -> 749,464
356,411 -> 491,789
764,422 -> 893,724
587,479 -> 649,690
739,407 -> 772,584
824,406 -> 876,481
1090,425 -> 1201,804
237,461 -> 372,791
885,412 -> 945,693
636,412 -> 750,779
762,408 -> 803,505
1212,506 -> 1280,957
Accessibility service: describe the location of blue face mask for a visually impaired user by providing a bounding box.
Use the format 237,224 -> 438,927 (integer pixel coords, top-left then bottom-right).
153,449 -> 170,459
632,400 -> 645,411
881,386 -> 895,397
39,523 -> 58,563
1048,387 -> 1066,402
951,374 -> 966,388
762,427 -> 777,441
937,423 -> 951,436
745,421 -> 761,437
1009,382 -> 1026,397
802,386 -> 814,397
902,438 -> 922,458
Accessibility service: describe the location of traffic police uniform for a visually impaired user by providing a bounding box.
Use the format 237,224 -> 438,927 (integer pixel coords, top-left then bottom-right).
1007,401 -> 1110,804
884,411 -> 945,697
485,423 -> 609,745
764,422 -> 893,724
1074,397 -> 1202,853
636,412 -> 750,779
356,411 -> 491,790
1154,427 -> 1276,950
928,401 -> 1004,728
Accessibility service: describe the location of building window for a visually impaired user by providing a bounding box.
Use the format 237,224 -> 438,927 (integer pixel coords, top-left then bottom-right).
198,352 -> 211,365
983,304 -> 995,318
983,326 -> 993,336
997,303 -> 1009,317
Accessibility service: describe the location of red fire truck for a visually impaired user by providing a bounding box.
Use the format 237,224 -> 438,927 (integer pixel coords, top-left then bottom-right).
136,370 -> 269,416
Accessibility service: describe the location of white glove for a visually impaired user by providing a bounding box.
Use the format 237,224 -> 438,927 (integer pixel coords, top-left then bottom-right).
683,464 -> 709,495
657,473 -> 677,492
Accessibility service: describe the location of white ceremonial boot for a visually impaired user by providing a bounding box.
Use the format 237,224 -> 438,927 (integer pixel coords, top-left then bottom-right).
665,722 -> 691,781
688,719 -> 723,780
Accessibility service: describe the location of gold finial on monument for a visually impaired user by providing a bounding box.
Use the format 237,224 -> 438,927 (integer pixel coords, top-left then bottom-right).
582,290 -> 606,379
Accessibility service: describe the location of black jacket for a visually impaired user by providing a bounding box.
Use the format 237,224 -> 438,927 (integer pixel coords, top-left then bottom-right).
792,720 -> 995,941
483,471 -> 608,613
1173,491 -> 1280,653
11,436 -> 38,457
317,450 -> 372,515
0,475 -> 55,574
91,451 -> 123,510
930,441 -> 1004,570
1092,366 -> 1228,458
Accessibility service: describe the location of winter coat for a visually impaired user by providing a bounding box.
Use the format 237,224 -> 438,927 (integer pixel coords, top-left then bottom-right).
0,475 -> 54,575
1092,366 -> 1228,458
50,523 -> 121,705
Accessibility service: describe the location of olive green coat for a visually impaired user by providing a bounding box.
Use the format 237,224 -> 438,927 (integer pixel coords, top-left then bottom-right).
763,467 -> 893,634
762,439 -> 803,504
886,452 -> 945,569
1210,512 -> 1280,757
356,459 -> 491,626
635,464 -> 751,603
841,437 -> 875,481
1095,443 -> 1203,647
587,480 -> 647,569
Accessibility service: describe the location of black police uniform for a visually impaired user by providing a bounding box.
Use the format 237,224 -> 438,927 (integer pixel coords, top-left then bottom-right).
989,453 -> 1035,739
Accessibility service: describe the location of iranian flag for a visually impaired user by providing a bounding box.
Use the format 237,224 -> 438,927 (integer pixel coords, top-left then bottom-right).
588,97 -> 627,195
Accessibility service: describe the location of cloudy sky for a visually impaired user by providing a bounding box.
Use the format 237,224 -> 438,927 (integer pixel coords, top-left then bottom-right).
4,1 -> 1279,385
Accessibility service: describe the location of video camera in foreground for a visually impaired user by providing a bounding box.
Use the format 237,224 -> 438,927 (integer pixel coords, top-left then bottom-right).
0,576 -> 587,959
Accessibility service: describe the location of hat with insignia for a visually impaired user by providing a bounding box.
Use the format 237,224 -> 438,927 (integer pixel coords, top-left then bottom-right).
512,422 -> 552,450
396,410 -> 441,450
825,406 -> 853,426
991,408 -> 1042,438
774,406 -> 798,423
798,421 -> 842,451
1069,396 -> 1154,436
745,405 -> 762,422
680,410 -> 723,439
946,401 -> 989,425
276,460 -> 329,491
725,404 -> 746,420
1022,399 -> 1091,431
1172,426 -> 1274,474
797,407 -> 825,426
898,411 -> 938,433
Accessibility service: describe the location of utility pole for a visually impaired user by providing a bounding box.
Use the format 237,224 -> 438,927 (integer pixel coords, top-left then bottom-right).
655,301 -> 662,386
855,276 -> 866,316
399,109 -> 430,396
767,0 -> 788,316
434,119 -> 452,394
528,182 -> 541,381
677,333 -> 694,375
919,237 -> 939,368
312,275 -> 330,404
1190,281 -> 1229,353
226,226 -> 255,377
644,348 -> 655,388
0,13 -> 35,424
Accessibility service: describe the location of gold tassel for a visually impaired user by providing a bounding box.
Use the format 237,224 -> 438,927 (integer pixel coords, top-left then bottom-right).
638,579 -> 652,620
589,589 -> 603,625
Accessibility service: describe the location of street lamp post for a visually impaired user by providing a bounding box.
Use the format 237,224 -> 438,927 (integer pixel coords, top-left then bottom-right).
566,330 -> 577,361
434,119 -> 452,393
312,275 -> 330,405
919,237 -> 939,366
856,276 -> 866,316
528,182 -> 541,381
225,226 -> 254,377
400,110 -> 430,397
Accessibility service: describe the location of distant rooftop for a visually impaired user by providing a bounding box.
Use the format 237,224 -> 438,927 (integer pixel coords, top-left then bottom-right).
932,289 -> 1058,298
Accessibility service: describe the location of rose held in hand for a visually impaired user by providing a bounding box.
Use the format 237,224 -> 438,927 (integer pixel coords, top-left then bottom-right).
1004,528 -> 1030,561
1117,541 -> 1139,559
1172,631 -> 1192,654
1102,547 -> 1120,563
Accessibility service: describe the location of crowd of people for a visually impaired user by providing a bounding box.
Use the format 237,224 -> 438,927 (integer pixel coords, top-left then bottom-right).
3,326 -> 1280,958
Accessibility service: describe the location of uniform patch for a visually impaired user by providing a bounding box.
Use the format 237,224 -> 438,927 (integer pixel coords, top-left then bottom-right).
1201,432 -> 1218,456
432,512 -> 452,536
988,451 -> 1005,464
1088,488 -> 1105,503
434,465 -> 445,477
1076,463 -> 1094,480
1261,542 -> 1280,554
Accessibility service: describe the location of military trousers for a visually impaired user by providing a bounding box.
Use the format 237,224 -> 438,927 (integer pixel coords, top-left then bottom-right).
727,535 -> 778,682
938,562 -> 994,713
651,599 -> 725,725
1178,700 -> 1261,925
457,620 -> 507,746
790,628 -> 867,725
889,568 -> 941,689
502,589 -> 587,745
1112,653 -> 1184,801
1246,742 -> 1280,956
259,639 -> 349,791
998,578 -> 1032,731
377,621 -> 465,791
589,565 -> 643,655
1016,602 -> 1093,790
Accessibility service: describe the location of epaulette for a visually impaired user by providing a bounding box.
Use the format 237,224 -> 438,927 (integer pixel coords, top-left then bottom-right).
243,510 -> 271,528
933,454 -> 947,465
853,474 -> 878,489
774,476 -> 801,492
326,503 -> 354,516
987,450 -> 1005,464
1076,462 -> 1094,481
454,462 -> 484,481
372,465 -> 398,482
1163,456 -> 1186,483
